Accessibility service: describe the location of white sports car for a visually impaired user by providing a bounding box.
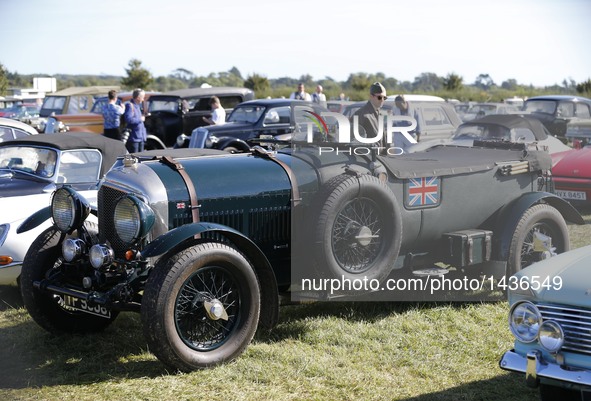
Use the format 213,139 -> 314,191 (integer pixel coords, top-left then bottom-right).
0,132 -> 127,285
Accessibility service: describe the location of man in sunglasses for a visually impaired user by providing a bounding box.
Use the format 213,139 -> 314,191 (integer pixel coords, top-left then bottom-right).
351,82 -> 387,141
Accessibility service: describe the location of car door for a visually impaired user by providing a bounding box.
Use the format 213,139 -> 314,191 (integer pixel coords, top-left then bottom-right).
254,106 -> 292,139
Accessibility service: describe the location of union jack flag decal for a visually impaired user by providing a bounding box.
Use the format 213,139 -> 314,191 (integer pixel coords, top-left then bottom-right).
405,176 -> 441,208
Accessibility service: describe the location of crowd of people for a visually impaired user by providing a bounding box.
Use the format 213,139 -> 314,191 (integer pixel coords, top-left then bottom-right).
102,82 -> 418,151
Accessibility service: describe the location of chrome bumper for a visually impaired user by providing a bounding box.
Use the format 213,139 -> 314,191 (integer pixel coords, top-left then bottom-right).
500,350 -> 591,389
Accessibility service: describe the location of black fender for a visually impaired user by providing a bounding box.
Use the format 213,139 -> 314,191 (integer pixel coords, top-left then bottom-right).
17,204 -> 98,234
17,206 -> 51,234
493,192 -> 584,261
142,222 -> 279,330
214,137 -> 251,152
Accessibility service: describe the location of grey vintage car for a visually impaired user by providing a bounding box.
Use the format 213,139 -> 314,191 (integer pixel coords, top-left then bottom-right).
18,124 -> 584,371
523,95 -> 591,142
500,245 -> 591,400
408,114 -> 571,155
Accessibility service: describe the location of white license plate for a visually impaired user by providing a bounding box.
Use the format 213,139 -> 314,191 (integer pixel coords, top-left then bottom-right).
555,190 -> 587,200
62,295 -> 111,318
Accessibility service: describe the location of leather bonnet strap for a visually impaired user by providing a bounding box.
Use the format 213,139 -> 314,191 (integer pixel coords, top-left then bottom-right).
160,156 -> 200,224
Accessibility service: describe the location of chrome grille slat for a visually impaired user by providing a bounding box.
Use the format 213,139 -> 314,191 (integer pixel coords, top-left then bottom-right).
98,185 -> 129,257
537,304 -> 591,355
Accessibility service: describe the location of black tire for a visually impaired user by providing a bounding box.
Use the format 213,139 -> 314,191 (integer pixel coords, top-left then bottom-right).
20,222 -> 119,333
223,146 -> 239,154
539,384 -> 580,401
507,204 -> 569,276
141,242 -> 261,371
311,174 -> 402,283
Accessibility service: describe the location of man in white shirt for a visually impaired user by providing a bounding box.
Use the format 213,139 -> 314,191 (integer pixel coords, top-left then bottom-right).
289,83 -> 312,101
311,85 -> 327,108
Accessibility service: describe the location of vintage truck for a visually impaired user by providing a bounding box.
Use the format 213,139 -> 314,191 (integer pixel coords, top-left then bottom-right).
18,132 -> 584,371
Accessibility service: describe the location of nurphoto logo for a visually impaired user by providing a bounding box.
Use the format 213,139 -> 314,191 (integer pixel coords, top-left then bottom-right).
301,111 -> 419,156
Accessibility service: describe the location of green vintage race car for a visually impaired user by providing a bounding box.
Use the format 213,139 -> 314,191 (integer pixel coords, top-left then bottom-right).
18,135 -> 583,371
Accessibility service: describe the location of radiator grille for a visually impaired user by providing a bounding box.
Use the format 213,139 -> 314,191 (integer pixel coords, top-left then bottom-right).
538,304 -> 591,355
98,185 -> 290,255
98,185 -> 129,257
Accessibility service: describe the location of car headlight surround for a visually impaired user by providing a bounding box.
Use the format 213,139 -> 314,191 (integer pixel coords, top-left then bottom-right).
113,195 -> 155,244
538,320 -> 564,353
176,133 -> 189,147
51,187 -> 91,233
89,244 -> 114,269
62,238 -> 86,262
509,301 -> 542,343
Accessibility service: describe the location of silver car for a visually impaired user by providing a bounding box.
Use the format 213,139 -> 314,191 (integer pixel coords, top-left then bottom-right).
500,245 -> 591,400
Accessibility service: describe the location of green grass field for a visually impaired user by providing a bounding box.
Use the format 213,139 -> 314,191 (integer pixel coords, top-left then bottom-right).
0,211 -> 589,401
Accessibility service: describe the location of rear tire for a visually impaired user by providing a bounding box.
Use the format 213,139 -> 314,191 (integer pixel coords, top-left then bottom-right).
223,146 -> 239,154
507,204 -> 569,276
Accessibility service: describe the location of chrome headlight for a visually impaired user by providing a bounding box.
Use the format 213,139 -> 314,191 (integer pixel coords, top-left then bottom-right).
113,195 -> 155,244
51,187 -> 91,233
89,244 -> 114,269
176,133 -> 189,147
538,320 -> 564,353
509,301 -> 542,343
206,135 -> 218,148
57,121 -> 67,133
62,238 -> 86,262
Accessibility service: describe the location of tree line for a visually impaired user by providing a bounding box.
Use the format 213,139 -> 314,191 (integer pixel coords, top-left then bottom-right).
1,58 -> 590,103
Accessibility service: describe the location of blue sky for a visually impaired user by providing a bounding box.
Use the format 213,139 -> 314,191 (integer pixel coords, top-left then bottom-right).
1,0 -> 590,87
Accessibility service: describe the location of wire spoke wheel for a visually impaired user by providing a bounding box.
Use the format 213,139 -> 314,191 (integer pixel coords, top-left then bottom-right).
332,197 -> 384,273
142,242 -> 260,371
520,222 -> 555,268
311,174 -> 402,284
507,203 -> 569,277
175,266 -> 240,351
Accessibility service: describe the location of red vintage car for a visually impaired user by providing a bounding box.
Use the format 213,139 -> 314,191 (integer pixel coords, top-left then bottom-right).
552,145 -> 591,206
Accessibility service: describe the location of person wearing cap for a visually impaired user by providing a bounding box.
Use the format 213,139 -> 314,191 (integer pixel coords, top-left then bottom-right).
393,95 -> 421,141
351,82 -> 387,140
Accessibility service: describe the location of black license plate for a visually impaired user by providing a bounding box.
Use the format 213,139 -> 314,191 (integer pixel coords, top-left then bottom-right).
62,295 -> 111,318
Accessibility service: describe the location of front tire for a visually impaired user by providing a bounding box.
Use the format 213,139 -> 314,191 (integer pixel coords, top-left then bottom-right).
507,204 -> 569,276
20,223 -> 118,333
141,242 -> 261,371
